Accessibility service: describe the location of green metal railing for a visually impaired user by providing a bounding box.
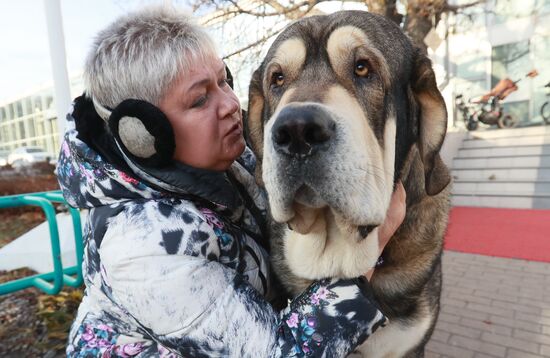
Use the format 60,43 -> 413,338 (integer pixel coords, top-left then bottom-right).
0,190 -> 83,295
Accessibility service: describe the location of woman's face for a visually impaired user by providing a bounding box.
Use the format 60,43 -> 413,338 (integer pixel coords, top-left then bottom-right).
159,56 -> 245,171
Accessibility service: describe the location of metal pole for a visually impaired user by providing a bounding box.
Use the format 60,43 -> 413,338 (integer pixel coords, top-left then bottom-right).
43,0 -> 71,149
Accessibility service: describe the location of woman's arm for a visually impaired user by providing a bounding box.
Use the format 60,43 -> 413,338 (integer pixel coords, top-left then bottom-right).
365,181 -> 406,280
99,202 -> 387,357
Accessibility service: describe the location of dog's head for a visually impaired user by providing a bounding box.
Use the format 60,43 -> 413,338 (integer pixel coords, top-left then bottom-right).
247,11 -> 450,233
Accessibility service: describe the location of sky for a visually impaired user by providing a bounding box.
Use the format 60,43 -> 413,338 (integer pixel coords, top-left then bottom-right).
0,0 -> 192,104
0,0 -> 367,105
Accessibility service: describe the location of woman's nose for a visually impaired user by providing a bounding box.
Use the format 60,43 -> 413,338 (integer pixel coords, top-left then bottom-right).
219,88 -> 240,119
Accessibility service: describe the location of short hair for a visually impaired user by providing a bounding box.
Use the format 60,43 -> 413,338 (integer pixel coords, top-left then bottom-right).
84,5 -> 218,108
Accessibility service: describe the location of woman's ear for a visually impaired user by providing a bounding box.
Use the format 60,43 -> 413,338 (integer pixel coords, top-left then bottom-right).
246,67 -> 266,186
410,48 -> 451,196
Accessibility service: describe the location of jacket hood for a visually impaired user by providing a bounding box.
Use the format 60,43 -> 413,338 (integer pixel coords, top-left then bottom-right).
56,113 -> 163,209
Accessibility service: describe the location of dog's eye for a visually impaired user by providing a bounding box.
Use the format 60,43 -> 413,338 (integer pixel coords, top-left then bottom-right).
354,60 -> 369,77
271,72 -> 285,87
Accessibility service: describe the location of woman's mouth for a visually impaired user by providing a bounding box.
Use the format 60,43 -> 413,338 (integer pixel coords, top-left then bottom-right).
226,122 -> 242,137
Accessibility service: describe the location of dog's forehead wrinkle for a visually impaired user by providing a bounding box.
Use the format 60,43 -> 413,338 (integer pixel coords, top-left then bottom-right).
326,25 -> 408,85
271,38 -> 307,74
332,11 -> 410,51
268,17 -> 325,60
267,10 -> 412,83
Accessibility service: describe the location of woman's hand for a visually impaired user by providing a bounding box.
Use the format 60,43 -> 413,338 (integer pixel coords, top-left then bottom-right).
365,181 -> 406,280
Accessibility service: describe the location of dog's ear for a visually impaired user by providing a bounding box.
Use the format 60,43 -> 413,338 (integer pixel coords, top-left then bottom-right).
246,67 -> 266,186
410,48 -> 451,196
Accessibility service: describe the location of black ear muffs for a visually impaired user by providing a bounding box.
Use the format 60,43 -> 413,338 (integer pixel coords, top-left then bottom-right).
225,64 -> 234,89
91,64 -> 235,168
93,98 -> 175,168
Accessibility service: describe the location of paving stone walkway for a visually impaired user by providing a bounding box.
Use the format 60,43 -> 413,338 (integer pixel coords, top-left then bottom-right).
426,251 -> 550,358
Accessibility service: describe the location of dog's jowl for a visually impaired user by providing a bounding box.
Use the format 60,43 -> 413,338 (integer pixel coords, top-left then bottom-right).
246,10 -> 451,358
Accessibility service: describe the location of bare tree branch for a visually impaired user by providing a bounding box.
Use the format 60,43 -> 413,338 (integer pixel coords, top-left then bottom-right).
226,0 -> 313,18
188,0 -> 498,99
444,0 -> 484,13
262,0 -> 320,19
365,0 -> 403,25
201,0 -> 322,25
222,28 -> 281,59
403,0 -> 486,53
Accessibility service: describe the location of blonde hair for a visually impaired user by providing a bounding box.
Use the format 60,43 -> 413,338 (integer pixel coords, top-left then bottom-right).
84,5 -> 218,108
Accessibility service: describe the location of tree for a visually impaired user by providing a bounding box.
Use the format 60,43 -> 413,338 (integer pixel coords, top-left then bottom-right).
193,0 -> 483,53
188,0 -> 484,97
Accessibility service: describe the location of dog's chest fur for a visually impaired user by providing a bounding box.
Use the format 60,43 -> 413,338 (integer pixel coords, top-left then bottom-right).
270,151 -> 450,357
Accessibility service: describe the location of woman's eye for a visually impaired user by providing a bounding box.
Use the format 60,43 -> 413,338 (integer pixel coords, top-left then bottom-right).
191,96 -> 207,108
271,72 -> 285,87
354,60 -> 370,77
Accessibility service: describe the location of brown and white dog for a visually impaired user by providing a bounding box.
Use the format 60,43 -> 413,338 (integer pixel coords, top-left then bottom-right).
245,10 -> 451,357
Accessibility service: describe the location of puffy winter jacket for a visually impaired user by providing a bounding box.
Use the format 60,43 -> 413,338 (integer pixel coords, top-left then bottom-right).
59,96 -> 387,357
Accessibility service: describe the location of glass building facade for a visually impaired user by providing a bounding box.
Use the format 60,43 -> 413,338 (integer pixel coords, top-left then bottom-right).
446,0 -> 550,128
0,76 -> 83,154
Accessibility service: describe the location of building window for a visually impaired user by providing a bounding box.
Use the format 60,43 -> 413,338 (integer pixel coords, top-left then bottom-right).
457,52 -> 487,80
455,78 -> 487,100
15,102 -> 23,117
501,100 -> 530,125
28,118 -> 36,137
24,97 -> 32,114
532,35 -> 550,123
491,0 -> 543,24
491,40 -> 534,124
33,96 -> 43,111
45,95 -> 54,110
8,103 -> 16,119
491,41 -> 530,88
19,121 -> 26,139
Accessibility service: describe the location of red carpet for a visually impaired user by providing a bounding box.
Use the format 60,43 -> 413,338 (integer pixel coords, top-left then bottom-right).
444,207 -> 550,262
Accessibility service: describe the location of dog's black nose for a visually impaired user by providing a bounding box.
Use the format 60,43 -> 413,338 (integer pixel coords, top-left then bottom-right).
272,105 -> 335,157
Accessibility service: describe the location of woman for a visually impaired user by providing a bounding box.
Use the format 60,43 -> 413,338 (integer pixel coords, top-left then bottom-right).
58,5 -> 405,357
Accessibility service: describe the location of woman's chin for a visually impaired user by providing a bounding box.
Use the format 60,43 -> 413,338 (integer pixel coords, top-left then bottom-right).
228,136 -> 246,159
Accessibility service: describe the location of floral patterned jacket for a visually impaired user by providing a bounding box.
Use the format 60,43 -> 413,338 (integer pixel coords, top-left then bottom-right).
58,97 -> 387,357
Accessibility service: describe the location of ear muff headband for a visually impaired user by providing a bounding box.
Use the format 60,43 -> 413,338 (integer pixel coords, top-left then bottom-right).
92,98 -> 175,168
225,65 -> 234,89
90,65 -> 235,168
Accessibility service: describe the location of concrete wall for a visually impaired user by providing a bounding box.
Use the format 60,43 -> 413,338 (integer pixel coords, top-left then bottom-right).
440,130 -> 468,169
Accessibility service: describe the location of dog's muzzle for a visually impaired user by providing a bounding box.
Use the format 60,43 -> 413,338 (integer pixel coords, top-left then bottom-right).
271,105 -> 336,158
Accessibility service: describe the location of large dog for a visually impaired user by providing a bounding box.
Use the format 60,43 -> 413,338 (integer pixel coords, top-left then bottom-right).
246,10 -> 451,357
